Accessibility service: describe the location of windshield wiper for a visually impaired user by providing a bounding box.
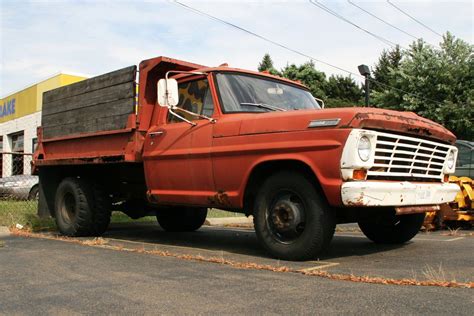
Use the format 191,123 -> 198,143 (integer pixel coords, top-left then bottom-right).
240,102 -> 287,112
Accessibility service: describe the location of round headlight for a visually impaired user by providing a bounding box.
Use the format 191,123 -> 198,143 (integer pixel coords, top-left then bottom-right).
358,136 -> 372,162
446,150 -> 455,170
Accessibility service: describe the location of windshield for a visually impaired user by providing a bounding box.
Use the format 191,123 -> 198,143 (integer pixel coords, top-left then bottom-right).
215,73 -> 321,113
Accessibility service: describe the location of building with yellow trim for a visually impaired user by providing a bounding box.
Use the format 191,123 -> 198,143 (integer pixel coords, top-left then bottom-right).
0,73 -> 87,177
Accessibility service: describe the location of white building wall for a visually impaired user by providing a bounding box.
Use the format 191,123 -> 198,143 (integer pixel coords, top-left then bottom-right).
0,111 -> 41,176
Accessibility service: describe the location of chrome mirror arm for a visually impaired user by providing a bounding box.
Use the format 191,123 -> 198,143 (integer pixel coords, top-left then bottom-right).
174,107 -> 216,124
168,107 -> 196,126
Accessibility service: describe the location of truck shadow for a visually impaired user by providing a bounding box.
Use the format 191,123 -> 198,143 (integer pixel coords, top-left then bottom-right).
103,222 -> 405,261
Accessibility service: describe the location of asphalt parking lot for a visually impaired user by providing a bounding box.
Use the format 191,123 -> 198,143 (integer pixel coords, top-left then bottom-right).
99,222 -> 474,283
1,223 -> 473,314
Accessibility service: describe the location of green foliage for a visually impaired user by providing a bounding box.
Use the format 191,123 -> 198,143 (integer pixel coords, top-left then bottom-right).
372,33 -> 474,140
325,75 -> 363,106
281,61 -> 327,99
257,53 -> 280,75
372,45 -> 403,93
278,59 -> 363,106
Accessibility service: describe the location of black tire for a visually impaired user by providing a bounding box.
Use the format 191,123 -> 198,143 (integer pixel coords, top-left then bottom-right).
28,185 -> 39,200
253,172 -> 335,261
358,212 -> 425,244
54,177 -> 111,236
157,207 -> 208,232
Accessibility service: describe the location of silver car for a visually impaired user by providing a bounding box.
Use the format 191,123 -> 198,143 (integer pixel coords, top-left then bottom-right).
0,175 -> 39,200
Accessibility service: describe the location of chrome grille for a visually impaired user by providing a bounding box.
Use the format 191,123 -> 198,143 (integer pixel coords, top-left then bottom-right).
367,132 -> 451,181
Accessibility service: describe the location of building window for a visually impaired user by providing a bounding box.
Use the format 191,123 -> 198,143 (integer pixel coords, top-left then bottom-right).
10,132 -> 24,175
32,138 -> 38,153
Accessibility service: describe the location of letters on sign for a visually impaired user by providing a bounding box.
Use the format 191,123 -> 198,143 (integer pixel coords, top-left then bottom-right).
0,98 -> 16,118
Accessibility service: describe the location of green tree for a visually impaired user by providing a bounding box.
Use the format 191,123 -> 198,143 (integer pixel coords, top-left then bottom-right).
372,33 -> 473,140
372,45 -> 403,93
324,75 -> 363,107
258,53 -> 280,75
280,61 -> 327,100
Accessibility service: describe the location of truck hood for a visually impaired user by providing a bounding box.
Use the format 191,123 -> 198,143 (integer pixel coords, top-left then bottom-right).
238,107 -> 456,144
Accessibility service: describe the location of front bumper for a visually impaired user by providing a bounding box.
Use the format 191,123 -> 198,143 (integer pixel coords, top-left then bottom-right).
341,181 -> 459,207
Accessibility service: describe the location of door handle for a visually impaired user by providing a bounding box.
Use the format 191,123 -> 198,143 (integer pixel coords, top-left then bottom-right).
149,131 -> 164,138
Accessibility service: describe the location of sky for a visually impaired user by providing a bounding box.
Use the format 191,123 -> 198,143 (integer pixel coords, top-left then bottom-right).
0,0 -> 472,97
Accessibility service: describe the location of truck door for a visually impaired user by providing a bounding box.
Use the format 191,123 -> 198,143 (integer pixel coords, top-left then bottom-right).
143,78 -> 215,206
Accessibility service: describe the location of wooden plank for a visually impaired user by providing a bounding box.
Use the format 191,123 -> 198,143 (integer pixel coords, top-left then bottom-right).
43,66 -> 136,103
42,81 -> 135,116
42,97 -> 134,129
43,113 -> 131,139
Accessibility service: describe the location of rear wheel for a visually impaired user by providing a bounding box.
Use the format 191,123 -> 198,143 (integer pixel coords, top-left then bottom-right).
358,212 -> 424,244
54,177 -> 111,236
156,207 -> 208,232
253,172 -> 335,261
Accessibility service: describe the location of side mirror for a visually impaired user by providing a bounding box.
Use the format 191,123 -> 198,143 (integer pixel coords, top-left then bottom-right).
157,78 -> 179,107
315,97 -> 325,109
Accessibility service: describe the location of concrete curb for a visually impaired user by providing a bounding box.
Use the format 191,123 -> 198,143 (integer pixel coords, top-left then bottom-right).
205,216 -> 253,227
0,226 -> 10,237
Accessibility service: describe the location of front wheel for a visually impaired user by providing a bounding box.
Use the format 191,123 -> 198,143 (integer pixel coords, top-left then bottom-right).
156,207 -> 208,232
253,172 -> 335,261
358,212 -> 425,244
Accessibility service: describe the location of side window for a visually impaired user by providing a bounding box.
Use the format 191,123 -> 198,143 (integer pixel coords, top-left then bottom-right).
168,79 -> 214,123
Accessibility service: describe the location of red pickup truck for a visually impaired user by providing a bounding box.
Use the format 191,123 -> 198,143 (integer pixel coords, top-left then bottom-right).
34,56 -> 459,260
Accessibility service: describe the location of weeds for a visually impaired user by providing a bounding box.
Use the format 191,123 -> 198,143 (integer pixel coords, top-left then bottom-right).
440,227 -> 474,237
421,264 -> 456,283
446,227 -> 460,236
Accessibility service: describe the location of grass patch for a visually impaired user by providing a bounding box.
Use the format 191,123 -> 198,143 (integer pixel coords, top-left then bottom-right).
0,201 -> 243,232
109,212 -> 155,224
208,209 -> 243,218
0,201 -> 53,231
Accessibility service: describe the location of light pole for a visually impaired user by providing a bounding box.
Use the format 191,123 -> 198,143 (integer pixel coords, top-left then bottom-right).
358,64 -> 371,107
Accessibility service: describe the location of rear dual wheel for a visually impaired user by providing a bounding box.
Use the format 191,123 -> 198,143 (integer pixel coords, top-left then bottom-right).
254,172 -> 336,261
54,177 -> 111,236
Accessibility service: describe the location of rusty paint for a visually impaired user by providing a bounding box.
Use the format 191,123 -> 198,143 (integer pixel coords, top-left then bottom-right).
354,112 -> 370,120
147,191 -> 159,203
395,205 -> 440,215
35,156 -> 127,166
208,190 -> 231,206
345,192 -> 365,206
347,109 -> 456,144
407,127 -> 433,137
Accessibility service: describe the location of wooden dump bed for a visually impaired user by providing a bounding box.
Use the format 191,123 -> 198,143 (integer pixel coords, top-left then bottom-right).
35,66 -> 143,165
42,66 -> 137,139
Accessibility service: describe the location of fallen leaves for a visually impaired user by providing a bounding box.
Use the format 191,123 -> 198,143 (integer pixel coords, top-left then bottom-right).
9,228 -> 474,289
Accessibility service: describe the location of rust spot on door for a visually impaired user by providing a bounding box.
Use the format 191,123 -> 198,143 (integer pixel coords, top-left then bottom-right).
208,190 -> 231,206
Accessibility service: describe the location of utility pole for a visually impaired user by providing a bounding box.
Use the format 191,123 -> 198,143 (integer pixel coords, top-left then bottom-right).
358,64 -> 371,107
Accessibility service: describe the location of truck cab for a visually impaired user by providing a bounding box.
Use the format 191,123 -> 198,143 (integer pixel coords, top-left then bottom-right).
34,56 -> 460,260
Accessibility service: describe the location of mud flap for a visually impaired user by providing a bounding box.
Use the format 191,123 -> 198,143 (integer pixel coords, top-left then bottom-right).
37,168 -> 61,218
